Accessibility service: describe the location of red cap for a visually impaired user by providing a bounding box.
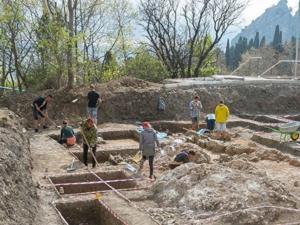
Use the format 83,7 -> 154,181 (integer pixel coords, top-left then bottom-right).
86,117 -> 93,123
142,122 -> 150,128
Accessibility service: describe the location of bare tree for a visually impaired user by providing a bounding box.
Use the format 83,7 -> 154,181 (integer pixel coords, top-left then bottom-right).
140,0 -> 246,78
66,0 -> 77,88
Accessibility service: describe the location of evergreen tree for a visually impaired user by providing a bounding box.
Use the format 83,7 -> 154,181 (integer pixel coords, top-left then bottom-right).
260,36 -> 266,47
254,32 -> 260,48
225,39 -> 230,67
291,36 -> 296,45
248,38 -> 254,49
229,46 -> 235,70
272,25 -> 282,51
279,31 -> 282,44
291,36 -> 296,58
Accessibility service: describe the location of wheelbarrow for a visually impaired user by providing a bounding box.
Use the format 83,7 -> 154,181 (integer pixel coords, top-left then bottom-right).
270,121 -> 300,142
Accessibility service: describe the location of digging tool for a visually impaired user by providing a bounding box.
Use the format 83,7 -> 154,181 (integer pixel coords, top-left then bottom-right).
37,110 -> 60,129
66,158 -> 76,172
72,98 -> 78,103
81,127 -> 100,167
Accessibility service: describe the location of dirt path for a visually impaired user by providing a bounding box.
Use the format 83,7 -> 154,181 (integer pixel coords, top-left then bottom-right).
31,134 -> 70,225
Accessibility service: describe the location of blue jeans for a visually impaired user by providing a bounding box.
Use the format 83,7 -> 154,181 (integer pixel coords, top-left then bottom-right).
87,107 -> 98,124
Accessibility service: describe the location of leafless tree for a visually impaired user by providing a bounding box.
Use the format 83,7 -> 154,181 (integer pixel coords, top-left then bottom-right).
140,0 -> 246,78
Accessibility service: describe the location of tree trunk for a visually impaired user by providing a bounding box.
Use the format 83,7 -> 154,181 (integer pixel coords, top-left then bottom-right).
66,0 -> 76,89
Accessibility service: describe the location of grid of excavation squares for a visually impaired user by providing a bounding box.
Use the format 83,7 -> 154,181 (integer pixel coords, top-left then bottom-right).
50,171 -> 137,195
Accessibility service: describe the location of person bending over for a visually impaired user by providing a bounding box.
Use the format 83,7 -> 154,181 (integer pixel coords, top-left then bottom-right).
32,95 -> 53,132
169,150 -> 196,169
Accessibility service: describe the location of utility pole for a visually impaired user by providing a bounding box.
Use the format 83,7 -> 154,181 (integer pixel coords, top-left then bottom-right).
294,0 -> 300,79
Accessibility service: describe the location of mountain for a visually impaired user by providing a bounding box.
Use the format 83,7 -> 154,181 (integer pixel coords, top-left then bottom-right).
232,0 -> 297,45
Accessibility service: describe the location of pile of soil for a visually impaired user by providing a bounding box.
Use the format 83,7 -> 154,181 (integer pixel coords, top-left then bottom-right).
150,162 -> 299,225
0,109 -> 37,225
2,78 -> 300,127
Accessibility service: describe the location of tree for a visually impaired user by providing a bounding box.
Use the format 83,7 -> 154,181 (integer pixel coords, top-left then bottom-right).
225,39 -> 230,67
272,25 -> 283,51
139,0 -> 245,78
254,32 -> 260,48
0,0 -> 34,92
248,38 -> 254,49
260,36 -> 266,48
122,45 -> 169,82
66,0 -> 77,89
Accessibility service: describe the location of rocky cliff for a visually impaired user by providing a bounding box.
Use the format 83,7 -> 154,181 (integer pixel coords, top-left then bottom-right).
232,0 -> 297,45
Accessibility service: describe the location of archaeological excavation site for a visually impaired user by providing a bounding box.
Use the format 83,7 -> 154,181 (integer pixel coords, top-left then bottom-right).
1,76 -> 300,225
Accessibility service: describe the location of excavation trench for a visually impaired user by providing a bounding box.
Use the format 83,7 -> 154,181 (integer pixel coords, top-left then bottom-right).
99,130 -> 139,141
50,171 -> 137,195
55,200 -> 126,225
236,114 -> 284,123
71,145 -> 139,164
49,133 -> 139,164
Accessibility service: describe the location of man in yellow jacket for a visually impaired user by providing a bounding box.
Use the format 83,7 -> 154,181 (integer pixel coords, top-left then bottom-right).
215,101 -> 230,133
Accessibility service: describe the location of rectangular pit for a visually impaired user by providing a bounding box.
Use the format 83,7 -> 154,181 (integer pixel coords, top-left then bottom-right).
99,129 -> 139,141
50,171 -> 137,195
56,200 -> 126,225
49,132 -> 140,164
151,121 -> 191,133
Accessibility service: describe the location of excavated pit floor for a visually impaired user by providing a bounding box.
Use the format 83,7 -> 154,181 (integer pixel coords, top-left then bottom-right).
49,129 -> 140,164
71,138 -> 139,164
55,200 -> 126,225
252,131 -> 300,156
31,121 -> 300,225
50,171 -> 137,195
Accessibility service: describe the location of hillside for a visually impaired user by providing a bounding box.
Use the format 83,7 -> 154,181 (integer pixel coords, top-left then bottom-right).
232,0 -> 296,45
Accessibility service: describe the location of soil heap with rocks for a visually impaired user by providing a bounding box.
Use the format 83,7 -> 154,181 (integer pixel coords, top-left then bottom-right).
150,160 -> 299,225
2,77 -> 300,127
0,109 -> 37,225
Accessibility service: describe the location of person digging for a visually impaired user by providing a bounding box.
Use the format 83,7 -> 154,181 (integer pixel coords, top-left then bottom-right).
138,122 -> 159,180
80,118 -> 98,168
31,94 -> 53,132
169,150 -> 196,169
59,120 -> 76,146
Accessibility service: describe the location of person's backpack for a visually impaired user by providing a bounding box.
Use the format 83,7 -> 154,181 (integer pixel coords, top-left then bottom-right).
158,98 -> 166,111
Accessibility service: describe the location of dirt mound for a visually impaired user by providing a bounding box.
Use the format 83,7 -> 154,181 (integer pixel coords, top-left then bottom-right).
2,79 -> 300,126
151,161 -> 299,225
0,109 -> 37,225
101,76 -> 159,92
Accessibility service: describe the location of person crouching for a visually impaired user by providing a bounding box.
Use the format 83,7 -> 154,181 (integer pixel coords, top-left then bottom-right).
138,122 -> 159,180
169,150 -> 196,169
59,120 -> 76,146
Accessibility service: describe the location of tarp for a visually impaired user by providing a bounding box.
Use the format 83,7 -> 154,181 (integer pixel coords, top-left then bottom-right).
136,126 -> 168,140
197,129 -> 211,136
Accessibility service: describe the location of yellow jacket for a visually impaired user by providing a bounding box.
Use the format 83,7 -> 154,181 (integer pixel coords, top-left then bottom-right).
215,104 -> 230,123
